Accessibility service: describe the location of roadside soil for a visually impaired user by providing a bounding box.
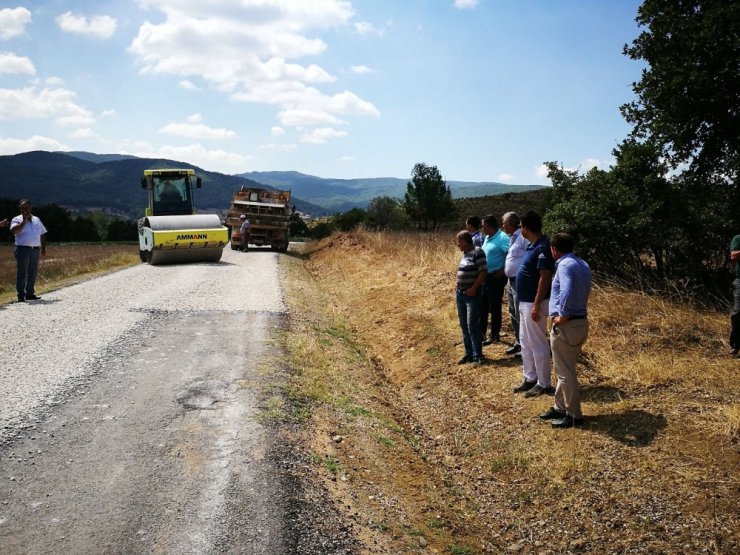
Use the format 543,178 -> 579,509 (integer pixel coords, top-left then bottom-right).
280,232 -> 739,554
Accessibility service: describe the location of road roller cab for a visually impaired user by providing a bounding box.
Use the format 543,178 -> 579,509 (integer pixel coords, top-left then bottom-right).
138,169 -> 229,265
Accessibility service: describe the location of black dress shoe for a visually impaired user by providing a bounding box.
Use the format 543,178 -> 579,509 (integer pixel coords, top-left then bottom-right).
17,296 -> 25,303
513,379 -> 536,393
482,337 -> 493,346
551,415 -> 585,428
473,356 -> 486,365
457,355 -> 472,365
539,407 -> 566,420
26,294 -> 41,301
506,344 -> 521,355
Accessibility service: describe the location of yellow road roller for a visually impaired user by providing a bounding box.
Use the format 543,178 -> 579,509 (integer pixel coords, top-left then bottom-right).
137,169 -> 228,265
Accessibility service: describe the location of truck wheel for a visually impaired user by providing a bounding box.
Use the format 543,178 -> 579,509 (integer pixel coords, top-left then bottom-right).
139,250 -> 147,262
231,243 -> 239,251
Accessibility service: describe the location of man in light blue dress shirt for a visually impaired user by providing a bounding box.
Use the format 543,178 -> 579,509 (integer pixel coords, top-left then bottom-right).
480,214 -> 509,344
540,232 -> 592,428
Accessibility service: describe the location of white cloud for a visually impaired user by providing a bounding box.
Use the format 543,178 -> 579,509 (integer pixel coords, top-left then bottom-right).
338,155 -> 356,161
56,12 -> 117,39
534,164 -> 549,180
0,87 -> 94,127
259,142 -> 297,150
178,79 -> 200,91
101,109 -> 116,117
270,126 -> 285,136
0,135 -> 69,155
69,128 -> 96,139
125,142 -> 253,174
354,21 -> 384,37
580,157 -> 613,170
186,113 -> 203,124
159,118 -> 237,140
350,65 -> 373,74
0,52 -> 35,75
301,127 -> 347,144
278,108 -> 346,127
128,1 -> 378,134
46,76 -> 64,85
0,7 -> 31,40
454,0 -> 479,9
498,173 -> 514,182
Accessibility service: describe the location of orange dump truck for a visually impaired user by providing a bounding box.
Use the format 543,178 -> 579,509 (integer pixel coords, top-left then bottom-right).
226,187 -> 291,252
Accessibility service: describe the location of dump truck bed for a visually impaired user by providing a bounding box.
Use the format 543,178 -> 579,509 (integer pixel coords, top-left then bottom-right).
227,188 -> 291,251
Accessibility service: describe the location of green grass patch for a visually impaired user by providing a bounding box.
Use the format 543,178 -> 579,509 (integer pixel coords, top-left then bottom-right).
378,435 -> 395,448
313,454 -> 341,473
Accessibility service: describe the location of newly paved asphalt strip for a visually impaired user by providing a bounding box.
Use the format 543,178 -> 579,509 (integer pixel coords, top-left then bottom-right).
0,246 -> 344,554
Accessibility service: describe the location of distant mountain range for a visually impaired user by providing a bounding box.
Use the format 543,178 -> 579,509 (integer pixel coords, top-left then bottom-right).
239,171 -> 545,213
0,151 -> 325,219
0,151 -> 545,218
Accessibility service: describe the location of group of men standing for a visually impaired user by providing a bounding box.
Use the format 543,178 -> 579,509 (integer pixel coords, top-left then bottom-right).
1,199 -> 48,303
455,210 -> 592,429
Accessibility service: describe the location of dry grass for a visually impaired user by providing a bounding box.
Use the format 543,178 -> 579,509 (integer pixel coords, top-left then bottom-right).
282,230 -> 739,554
0,244 -> 140,303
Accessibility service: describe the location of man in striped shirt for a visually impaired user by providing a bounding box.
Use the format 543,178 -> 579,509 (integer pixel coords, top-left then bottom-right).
456,230 -> 488,364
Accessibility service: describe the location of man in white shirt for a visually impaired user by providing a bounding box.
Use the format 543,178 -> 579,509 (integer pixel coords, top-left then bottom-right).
10,200 -> 47,302
502,211 -> 528,356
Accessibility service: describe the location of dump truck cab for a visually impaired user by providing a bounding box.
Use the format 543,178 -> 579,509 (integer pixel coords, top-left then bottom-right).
138,169 -> 229,265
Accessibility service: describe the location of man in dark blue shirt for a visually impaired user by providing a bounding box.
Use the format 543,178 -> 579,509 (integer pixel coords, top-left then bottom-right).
540,232 -> 592,428
514,211 -> 555,397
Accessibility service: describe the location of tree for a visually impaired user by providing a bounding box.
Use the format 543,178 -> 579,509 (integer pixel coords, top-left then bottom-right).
288,205 -> 310,238
366,196 -> 408,230
621,0 -> 740,184
107,219 -> 138,242
333,208 -> 367,232
70,216 -> 101,242
403,163 -> 455,231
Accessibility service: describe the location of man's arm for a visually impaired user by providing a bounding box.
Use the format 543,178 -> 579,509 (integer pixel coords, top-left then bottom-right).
467,269 -> 487,296
731,250 -> 740,262
531,269 -> 553,322
10,218 -> 26,236
41,233 -> 47,256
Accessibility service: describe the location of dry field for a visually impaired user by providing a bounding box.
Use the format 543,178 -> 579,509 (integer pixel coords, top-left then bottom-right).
280,230 -> 738,554
0,243 -> 140,303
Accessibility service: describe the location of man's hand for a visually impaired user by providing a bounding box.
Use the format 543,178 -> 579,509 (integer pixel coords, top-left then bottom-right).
531,303 -> 541,322
552,315 -> 567,327
0,218 -> 7,228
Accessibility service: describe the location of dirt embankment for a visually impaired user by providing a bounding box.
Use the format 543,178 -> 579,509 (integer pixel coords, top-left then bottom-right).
282,231 -> 738,554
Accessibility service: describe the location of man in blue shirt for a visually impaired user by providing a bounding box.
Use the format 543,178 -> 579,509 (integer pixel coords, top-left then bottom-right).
540,232 -> 592,428
480,214 -> 509,345
730,234 -> 740,356
465,216 -> 484,247
514,211 -> 555,397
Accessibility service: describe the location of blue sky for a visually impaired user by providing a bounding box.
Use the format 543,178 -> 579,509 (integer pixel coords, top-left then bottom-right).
0,0 -> 643,184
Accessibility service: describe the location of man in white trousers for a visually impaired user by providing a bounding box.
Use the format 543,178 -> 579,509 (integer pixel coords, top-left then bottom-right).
513,211 -> 555,397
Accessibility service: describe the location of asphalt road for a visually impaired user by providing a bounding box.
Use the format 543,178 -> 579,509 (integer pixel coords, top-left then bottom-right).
0,246 -> 348,554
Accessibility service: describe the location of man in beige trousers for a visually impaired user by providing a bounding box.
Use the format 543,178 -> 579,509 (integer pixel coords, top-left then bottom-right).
539,232 -> 592,428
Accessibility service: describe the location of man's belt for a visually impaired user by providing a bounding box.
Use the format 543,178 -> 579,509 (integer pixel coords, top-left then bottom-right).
16,245 -> 40,250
